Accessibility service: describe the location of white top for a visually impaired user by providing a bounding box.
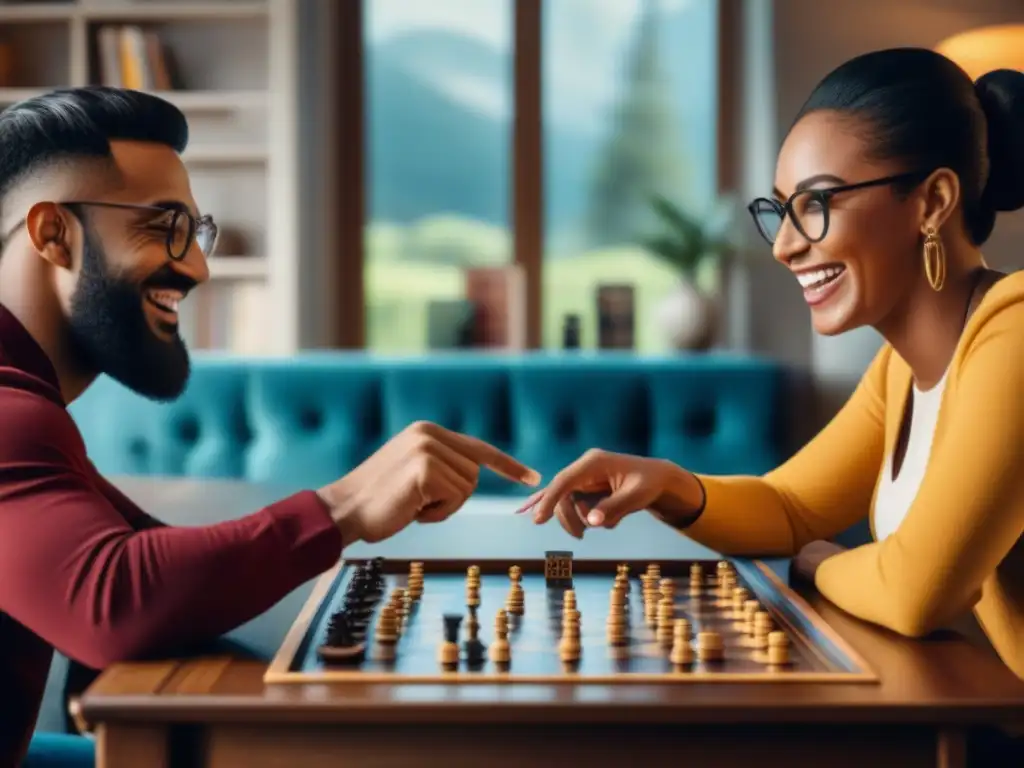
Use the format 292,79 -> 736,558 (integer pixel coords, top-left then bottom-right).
873,371 -> 948,541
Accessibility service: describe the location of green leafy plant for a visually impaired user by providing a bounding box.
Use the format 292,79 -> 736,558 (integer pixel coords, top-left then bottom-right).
639,194 -> 736,281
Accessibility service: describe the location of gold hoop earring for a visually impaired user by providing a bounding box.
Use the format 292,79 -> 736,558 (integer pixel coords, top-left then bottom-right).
923,226 -> 946,291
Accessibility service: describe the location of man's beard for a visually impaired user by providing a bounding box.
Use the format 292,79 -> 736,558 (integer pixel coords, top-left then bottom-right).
68,228 -> 193,401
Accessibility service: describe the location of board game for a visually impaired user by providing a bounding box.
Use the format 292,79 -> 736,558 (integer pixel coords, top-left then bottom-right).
264,555 -> 879,684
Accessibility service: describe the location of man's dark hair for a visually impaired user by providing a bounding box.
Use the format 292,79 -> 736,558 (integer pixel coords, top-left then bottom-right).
794,47 -> 1024,246
0,86 -> 188,216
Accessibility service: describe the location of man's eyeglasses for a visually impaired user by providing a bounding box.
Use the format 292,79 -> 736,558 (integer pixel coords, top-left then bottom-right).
61,200 -> 219,261
746,171 -> 929,245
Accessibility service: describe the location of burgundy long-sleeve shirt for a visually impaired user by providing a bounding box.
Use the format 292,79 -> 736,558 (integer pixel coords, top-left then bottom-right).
0,304 -> 344,765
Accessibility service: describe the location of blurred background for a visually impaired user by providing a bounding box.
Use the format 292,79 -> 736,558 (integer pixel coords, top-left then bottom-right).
3,0 -> 1022,433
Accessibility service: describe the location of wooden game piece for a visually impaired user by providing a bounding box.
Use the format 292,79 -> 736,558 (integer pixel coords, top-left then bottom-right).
696,630 -> 724,662
317,611 -> 367,663
375,604 -> 400,660
466,585 -> 481,608
489,636 -> 511,664
767,631 -> 791,666
559,616 -> 581,661
656,597 -> 675,645
731,587 -> 749,616
463,606 -> 486,666
670,619 -> 694,666
743,600 -> 760,635
406,562 -> 424,600
606,587 -> 628,645
689,562 -> 703,595
438,614 -> 462,668
494,608 -> 509,637
508,565 -> 522,583
753,611 -> 772,651
545,550 -> 573,588
505,582 -> 524,615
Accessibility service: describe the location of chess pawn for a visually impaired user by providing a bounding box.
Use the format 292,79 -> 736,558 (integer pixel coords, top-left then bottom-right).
489,635 -> 511,664
466,585 -> 481,608
753,611 -> 772,650
656,598 -> 675,645
559,626 -> 581,661
767,631 -> 790,666
494,609 -> 509,637
375,605 -> 400,660
508,565 -> 522,583
731,587 -> 749,615
670,619 -> 694,666
743,600 -> 760,635
696,630 -> 724,662
506,583 -> 525,615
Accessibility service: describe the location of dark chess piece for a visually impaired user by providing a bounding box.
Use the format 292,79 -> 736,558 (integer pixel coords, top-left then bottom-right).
463,606 -> 486,669
317,610 -> 366,663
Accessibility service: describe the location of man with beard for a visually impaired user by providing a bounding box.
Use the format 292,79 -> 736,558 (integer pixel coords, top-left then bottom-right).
0,87 -> 540,767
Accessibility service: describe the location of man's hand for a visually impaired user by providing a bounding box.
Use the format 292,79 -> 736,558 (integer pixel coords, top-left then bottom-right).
791,540 -> 847,583
318,421 -> 540,544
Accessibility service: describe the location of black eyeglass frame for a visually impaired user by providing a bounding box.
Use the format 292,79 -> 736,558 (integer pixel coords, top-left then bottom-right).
0,200 -> 218,261
746,170 -> 931,245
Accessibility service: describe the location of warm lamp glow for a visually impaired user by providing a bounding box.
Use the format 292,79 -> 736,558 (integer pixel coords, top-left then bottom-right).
935,24 -> 1024,81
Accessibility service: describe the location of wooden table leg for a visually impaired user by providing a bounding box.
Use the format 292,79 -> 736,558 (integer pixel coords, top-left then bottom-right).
95,723 -> 169,768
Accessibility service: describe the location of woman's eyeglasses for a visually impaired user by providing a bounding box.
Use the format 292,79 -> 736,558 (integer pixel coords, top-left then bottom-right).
747,171 -> 929,245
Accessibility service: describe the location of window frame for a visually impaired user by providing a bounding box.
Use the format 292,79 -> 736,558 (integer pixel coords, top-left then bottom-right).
330,0 -> 739,349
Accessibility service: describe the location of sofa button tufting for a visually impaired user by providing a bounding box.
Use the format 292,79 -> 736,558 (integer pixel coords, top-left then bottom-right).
555,413 -> 575,440
128,438 -> 148,458
682,410 -> 716,438
176,417 -> 200,444
299,408 -> 323,431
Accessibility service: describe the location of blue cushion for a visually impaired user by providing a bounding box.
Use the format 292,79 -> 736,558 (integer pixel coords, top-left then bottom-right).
24,733 -> 94,768
70,352 -> 788,494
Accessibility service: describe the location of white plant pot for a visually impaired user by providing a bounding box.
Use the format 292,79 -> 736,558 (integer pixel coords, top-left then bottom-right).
654,278 -> 716,351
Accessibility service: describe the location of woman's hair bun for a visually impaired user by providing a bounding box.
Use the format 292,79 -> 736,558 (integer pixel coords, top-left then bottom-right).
975,68 -> 1024,212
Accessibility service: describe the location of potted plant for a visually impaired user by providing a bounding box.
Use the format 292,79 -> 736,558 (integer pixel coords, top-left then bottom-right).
640,194 -> 737,351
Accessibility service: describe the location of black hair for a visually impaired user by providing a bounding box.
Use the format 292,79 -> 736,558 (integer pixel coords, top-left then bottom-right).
0,86 -> 188,213
793,47 -> 1024,245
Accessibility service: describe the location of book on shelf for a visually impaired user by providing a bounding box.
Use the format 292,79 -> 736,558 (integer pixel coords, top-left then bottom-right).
464,265 -> 527,350
178,281 -> 269,354
596,284 -> 635,350
96,25 -> 174,91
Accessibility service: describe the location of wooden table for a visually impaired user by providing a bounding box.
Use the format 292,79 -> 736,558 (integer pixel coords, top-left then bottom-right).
79,479 -> 1024,768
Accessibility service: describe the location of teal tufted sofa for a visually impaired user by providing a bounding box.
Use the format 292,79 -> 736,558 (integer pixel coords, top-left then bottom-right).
68,352 -> 789,494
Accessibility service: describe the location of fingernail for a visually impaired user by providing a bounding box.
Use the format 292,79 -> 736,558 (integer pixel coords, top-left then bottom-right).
521,470 -> 541,486
587,509 -> 604,526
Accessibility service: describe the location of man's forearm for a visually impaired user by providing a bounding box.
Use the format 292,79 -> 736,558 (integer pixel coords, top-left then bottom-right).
0,487 -> 342,668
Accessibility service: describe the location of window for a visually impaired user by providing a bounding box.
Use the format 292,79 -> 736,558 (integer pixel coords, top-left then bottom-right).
541,0 -> 719,352
363,0 -> 514,352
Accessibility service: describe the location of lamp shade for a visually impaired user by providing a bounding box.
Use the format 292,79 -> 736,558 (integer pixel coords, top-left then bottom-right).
935,24 -> 1024,81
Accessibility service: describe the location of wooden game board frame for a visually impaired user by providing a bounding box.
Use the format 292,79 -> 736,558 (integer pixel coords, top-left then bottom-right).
263,558 -> 880,685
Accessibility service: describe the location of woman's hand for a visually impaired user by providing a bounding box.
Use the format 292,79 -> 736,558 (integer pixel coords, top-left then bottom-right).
791,540 -> 847,583
516,449 -> 704,539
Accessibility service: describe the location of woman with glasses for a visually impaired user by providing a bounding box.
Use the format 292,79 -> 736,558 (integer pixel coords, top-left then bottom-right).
523,47 -> 1024,708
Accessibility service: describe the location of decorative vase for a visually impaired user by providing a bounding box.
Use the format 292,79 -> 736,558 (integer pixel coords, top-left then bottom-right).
654,277 -> 717,351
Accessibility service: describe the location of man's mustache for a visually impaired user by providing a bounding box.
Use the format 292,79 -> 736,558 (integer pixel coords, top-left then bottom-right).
142,265 -> 198,295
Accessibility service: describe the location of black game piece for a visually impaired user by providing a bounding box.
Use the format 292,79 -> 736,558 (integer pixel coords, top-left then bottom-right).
544,550 -> 574,589
317,610 -> 366,663
443,613 -> 463,643
463,606 -> 486,668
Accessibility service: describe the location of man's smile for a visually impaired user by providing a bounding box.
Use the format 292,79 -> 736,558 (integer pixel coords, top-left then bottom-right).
143,288 -> 184,326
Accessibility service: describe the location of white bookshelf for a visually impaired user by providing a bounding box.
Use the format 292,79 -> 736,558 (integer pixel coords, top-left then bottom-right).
0,0 -> 302,355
